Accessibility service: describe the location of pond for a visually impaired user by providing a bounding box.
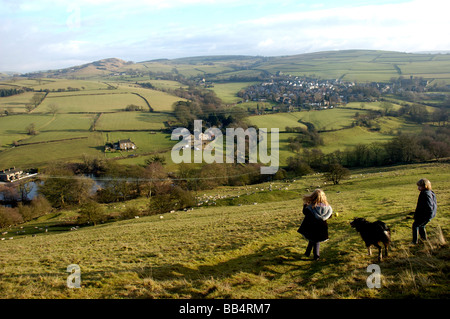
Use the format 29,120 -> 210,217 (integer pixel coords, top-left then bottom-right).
0,175 -> 106,206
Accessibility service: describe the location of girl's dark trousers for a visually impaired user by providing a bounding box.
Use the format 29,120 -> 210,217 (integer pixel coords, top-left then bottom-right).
305,241 -> 320,259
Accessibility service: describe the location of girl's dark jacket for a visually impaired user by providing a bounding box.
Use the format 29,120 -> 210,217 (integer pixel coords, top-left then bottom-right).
414,189 -> 437,222
297,204 -> 333,242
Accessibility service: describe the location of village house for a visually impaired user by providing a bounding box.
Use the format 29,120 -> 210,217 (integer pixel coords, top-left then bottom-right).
180,132 -> 215,150
116,139 -> 136,151
105,139 -> 137,152
0,167 -> 24,182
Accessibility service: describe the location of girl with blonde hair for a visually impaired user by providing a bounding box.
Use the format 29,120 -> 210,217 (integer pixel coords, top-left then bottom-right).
297,189 -> 333,260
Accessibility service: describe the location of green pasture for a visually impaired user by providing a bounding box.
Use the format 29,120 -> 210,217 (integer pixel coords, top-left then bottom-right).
142,80 -> 187,90
398,60 -> 450,76
255,50 -> 450,82
189,64 -> 234,76
249,108 -> 367,132
0,91 -> 36,113
0,132 -> 104,168
0,113 -> 94,148
318,126 -> 392,153
0,114 -> 57,148
6,78 -> 110,91
248,112 -> 307,131
103,131 -> 174,157
116,85 -> 185,112
212,69 -> 267,81
262,113 -> 423,163
0,162 -> 448,299
95,112 -> 173,131
209,82 -> 258,104
318,116 -> 422,154
344,101 -> 403,111
37,92 -> 147,113
298,108 -> 366,131
145,62 -> 205,78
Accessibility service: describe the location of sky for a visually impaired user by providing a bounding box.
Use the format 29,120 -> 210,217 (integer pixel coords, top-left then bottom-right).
1,0 -> 449,72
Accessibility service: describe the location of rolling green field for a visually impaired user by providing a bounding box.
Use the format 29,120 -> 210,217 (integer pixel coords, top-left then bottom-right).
0,113 -> 94,148
37,92 -> 146,113
248,108 -> 373,132
0,104 -> 428,168
253,50 -> 450,83
0,91 -> 36,113
0,76 -> 186,167
95,112 -> 174,131
0,133 -> 103,167
210,82 -> 258,104
103,131 -> 175,157
0,162 -> 448,299
0,49 -> 447,168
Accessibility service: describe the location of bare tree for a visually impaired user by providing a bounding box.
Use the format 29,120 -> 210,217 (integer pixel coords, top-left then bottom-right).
47,103 -> 59,115
26,123 -> 38,135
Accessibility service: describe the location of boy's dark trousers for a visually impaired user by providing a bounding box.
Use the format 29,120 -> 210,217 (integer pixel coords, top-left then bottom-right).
412,218 -> 430,244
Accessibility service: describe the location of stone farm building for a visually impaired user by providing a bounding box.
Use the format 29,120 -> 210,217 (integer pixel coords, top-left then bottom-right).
0,167 -> 24,182
105,139 -> 137,151
117,139 -> 136,150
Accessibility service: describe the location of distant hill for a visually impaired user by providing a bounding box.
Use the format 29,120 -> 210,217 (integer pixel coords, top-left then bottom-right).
26,58 -> 134,78
21,50 -> 450,84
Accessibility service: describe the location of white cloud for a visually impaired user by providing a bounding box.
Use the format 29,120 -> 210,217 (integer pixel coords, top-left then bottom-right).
258,38 -> 274,49
41,40 -> 88,54
1,0 -> 449,72
240,0 -> 450,53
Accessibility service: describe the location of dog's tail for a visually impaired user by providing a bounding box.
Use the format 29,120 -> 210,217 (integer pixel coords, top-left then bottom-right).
374,221 -> 391,242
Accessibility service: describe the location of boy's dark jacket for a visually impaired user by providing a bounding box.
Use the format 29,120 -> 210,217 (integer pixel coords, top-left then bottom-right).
297,204 -> 333,242
414,189 -> 437,222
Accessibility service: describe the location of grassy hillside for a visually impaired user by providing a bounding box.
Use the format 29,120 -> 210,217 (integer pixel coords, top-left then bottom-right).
0,162 -> 448,299
255,50 -> 450,84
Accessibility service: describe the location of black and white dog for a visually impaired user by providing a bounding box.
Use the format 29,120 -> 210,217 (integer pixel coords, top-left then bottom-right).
350,218 -> 391,261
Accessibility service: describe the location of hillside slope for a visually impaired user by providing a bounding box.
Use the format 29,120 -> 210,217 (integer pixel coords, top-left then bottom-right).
1,162 -> 448,299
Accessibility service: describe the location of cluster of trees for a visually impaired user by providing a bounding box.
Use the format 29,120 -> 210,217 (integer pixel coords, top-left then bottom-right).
172,87 -> 250,131
124,104 -> 144,111
286,126 -> 450,180
25,92 -> 46,112
0,87 -> 31,97
26,123 -> 38,135
353,103 -> 448,128
0,195 -> 51,228
286,125 -> 324,152
137,82 -> 156,90
352,111 -> 381,131
346,85 -> 381,102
